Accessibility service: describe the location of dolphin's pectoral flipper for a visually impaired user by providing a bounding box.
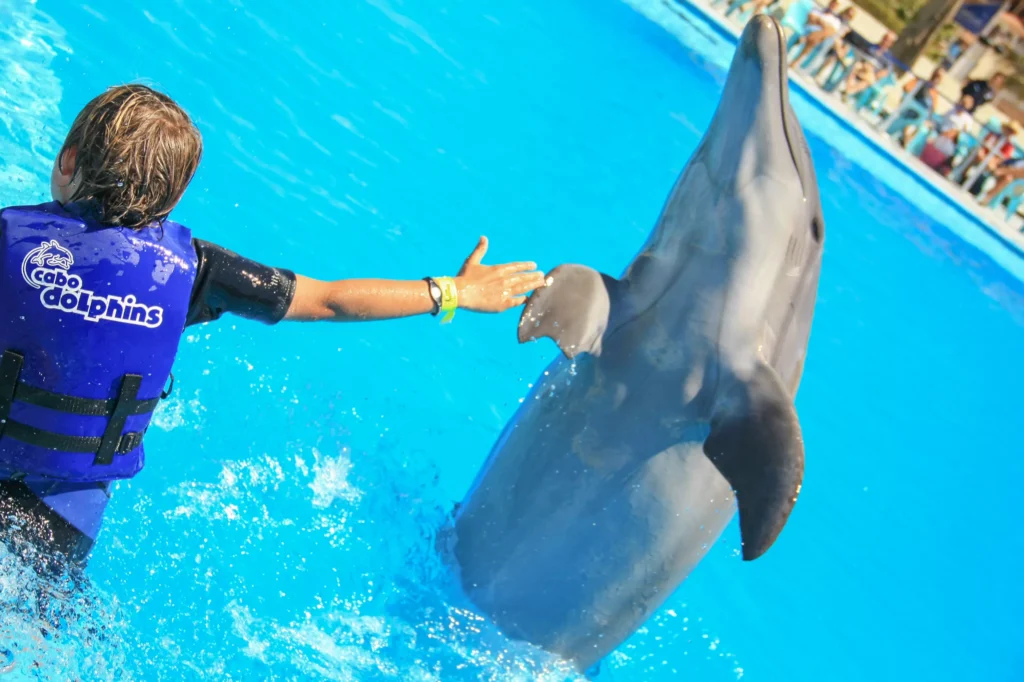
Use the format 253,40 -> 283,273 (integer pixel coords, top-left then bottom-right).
704,361 -> 805,562
517,264 -> 619,359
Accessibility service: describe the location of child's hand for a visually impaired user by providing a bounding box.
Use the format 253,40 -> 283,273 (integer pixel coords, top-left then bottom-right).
455,237 -> 546,313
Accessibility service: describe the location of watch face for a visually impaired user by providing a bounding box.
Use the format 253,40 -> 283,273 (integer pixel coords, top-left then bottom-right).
429,282 -> 442,311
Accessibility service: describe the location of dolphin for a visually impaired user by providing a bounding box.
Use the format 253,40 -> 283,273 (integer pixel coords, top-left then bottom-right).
449,15 -> 824,673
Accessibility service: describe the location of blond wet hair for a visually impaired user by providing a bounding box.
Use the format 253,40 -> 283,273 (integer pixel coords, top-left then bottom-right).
59,84 -> 202,228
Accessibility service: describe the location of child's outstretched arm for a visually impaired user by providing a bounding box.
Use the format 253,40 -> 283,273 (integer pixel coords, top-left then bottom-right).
284,237 -> 546,322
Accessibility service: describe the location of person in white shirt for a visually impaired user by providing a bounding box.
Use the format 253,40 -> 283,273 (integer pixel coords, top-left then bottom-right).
811,2 -> 844,32
943,101 -> 975,133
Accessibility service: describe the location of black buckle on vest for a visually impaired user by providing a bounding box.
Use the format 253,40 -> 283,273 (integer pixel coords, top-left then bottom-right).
94,374 -> 143,466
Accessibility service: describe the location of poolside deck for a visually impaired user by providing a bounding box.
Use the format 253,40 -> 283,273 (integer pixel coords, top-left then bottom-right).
663,0 -> 1024,256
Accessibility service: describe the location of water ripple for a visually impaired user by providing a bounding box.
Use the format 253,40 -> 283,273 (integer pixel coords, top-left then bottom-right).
0,0 -> 69,206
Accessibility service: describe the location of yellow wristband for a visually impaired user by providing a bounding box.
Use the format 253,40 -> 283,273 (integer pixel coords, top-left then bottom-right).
434,276 -> 458,324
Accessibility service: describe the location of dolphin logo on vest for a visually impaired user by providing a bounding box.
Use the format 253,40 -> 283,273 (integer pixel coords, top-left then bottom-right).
21,239 -> 165,328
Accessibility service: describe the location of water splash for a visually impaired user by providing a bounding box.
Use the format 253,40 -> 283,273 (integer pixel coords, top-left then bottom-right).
0,440 -> 589,681
309,448 -> 362,508
0,540 -> 130,680
151,388 -> 206,431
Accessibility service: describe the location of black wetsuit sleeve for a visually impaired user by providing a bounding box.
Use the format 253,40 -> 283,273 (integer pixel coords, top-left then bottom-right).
186,239 -> 297,327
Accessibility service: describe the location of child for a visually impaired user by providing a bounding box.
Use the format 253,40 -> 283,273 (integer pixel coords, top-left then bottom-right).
0,84 -> 547,573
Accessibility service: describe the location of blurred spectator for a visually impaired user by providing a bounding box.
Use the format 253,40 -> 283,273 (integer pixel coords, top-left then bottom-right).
916,96 -> 978,175
980,155 -> 1024,204
940,36 -> 967,70
841,32 -> 897,101
811,10 -> 863,83
964,120 -> 1021,195
727,0 -> 775,17
842,60 -> 881,100
902,66 -> 945,113
867,31 -> 898,63
919,126 -> 961,175
982,120 -> 1019,160
944,94 -> 976,133
809,0 -> 843,32
789,4 -> 856,69
960,73 -> 1006,113
896,66 -> 946,147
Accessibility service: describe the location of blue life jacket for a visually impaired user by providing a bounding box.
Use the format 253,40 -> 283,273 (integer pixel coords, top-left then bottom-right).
0,201 -> 197,482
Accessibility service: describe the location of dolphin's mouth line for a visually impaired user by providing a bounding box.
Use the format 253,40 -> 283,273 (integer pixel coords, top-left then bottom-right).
771,16 -> 808,200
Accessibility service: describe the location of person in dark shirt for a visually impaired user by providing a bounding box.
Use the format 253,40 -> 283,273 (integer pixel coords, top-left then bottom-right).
960,73 -> 1006,113
0,84 -> 547,573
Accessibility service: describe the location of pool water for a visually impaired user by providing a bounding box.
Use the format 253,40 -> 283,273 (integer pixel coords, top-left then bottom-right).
1,0 -> 1023,679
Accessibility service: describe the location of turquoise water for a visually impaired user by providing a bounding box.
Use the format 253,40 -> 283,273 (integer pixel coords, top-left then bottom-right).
1,0 -> 1023,679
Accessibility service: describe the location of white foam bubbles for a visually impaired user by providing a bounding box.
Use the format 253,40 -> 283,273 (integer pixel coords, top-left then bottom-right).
309,447 -> 362,509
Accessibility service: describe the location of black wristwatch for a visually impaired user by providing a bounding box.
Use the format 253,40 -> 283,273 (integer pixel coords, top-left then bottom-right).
424,277 -> 443,316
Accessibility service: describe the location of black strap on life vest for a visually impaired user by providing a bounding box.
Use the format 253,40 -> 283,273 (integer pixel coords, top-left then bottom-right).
0,350 -> 153,465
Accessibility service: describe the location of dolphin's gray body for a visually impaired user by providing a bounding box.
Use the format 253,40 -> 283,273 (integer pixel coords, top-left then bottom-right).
451,16 -> 824,673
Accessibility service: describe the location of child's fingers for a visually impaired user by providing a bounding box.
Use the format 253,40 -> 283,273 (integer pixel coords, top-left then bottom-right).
505,272 -> 546,295
495,261 -> 539,276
